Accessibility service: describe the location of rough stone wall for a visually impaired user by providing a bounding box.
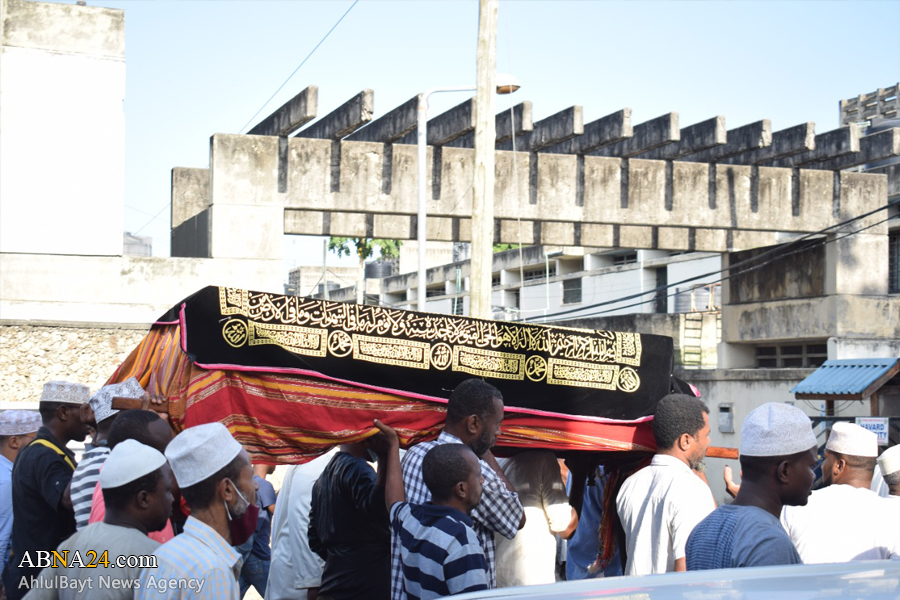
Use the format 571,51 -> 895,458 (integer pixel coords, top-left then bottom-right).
0,323 -> 149,403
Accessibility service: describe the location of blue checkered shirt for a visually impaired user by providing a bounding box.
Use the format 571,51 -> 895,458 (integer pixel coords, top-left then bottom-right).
136,516 -> 242,600
390,431 -> 523,599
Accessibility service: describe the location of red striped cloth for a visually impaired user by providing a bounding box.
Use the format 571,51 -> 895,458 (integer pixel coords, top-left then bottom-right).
107,324 -> 655,465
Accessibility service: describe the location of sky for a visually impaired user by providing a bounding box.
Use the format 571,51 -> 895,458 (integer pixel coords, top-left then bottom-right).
72,0 -> 900,273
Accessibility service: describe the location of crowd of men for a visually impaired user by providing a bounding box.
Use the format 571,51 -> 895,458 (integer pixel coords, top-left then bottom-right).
0,377 -> 898,600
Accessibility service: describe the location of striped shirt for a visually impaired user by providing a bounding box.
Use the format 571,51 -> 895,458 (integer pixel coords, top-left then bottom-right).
70,446 -> 109,530
391,501 -> 488,600
391,432 -> 523,600
136,516 -> 242,600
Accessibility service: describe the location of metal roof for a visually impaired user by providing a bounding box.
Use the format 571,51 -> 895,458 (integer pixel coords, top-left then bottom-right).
791,358 -> 900,399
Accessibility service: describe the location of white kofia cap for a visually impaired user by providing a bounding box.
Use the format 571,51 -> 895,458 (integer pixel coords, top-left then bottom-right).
740,402 -> 818,457
0,410 -> 41,436
165,422 -> 242,488
825,422 -> 878,458
90,377 -> 144,424
100,439 -> 167,489
876,444 -> 900,477
40,381 -> 90,405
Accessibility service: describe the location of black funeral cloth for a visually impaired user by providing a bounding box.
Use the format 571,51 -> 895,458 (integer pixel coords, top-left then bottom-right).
161,286 -> 675,420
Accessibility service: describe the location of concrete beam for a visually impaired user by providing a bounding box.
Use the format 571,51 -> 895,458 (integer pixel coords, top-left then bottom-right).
345,94 -> 419,143
171,167 -> 209,228
206,135 -> 885,241
247,86 -> 318,137
867,163 -> 900,197
638,116 -> 726,160
444,101 -> 534,148
545,109 -> 633,155
720,122 -> 815,165
679,120 -> 771,163
497,106 -> 583,151
396,98 -> 474,146
766,125 -> 861,168
804,128 -> 900,171
592,112 -> 679,158
495,102 -> 534,145
283,210 -> 782,251
295,89 -> 373,140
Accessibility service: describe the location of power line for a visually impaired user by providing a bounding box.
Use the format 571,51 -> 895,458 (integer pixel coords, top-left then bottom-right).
125,204 -> 157,218
522,199 -> 899,322
133,202 -> 171,235
530,209 -> 899,323
239,0 -> 359,134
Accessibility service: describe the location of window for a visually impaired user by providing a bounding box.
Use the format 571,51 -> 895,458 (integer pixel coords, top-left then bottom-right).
654,267 -> 668,313
491,275 -> 501,288
523,265 -> 556,283
890,230 -> 899,294
563,278 -> 582,304
755,343 -> 828,368
453,298 -> 464,315
613,252 -> 638,266
426,287 -> 444,298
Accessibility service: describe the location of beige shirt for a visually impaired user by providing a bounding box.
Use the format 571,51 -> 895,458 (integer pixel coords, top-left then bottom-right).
616,454 -> 715,576
781,484 -> 900,563
24,522 -> 159,600
494,451 -> 571,587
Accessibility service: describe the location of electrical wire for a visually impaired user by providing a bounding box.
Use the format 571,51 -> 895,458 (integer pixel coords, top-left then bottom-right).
522,200 -> 899,322
133,202 -> 172,235
535,201 -> 897,320
529,209 -> 899,323
239,0 -> 359,134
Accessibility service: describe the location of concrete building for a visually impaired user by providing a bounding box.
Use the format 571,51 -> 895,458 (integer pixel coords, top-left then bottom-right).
123,232 -> 152,257
0,0 -> 284,403
285,265 -> 357,297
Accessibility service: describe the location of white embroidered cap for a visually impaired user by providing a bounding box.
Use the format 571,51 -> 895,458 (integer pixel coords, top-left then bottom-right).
40,381 -> 90,405
165,422 -> 242,488
90,377 -> 144,424
826,421 -> 878,458
740,402 -> 817,457
876,444 -> 900,477
0,410 -> 42,436
100,439 -> 168,489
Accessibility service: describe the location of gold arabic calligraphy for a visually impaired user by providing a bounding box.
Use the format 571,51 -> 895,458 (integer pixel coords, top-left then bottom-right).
218,288 -> 644,391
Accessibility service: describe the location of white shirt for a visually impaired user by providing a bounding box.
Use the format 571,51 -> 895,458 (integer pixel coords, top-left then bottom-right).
494,451 -> 571,587
781,484 -> 900,563
616,454 -> 715,575
266,450 -> 334,600
871,465 -> 890,498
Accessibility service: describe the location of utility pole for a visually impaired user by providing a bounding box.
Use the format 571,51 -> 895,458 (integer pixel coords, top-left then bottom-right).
322,239 -> 330,300
470,0 -> 497,320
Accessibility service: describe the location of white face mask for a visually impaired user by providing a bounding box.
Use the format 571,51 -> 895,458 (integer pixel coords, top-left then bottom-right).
223,477 -> 249,520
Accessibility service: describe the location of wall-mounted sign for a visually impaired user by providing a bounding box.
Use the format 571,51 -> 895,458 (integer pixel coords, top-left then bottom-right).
855,417 -> 890,446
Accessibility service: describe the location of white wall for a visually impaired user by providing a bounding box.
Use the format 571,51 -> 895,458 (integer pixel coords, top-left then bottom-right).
0,253 -> 284,324
0,0 -> 126,256
688,369 -> 874,504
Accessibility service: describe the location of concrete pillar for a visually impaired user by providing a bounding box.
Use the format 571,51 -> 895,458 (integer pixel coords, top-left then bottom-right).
208,134 -> 284,260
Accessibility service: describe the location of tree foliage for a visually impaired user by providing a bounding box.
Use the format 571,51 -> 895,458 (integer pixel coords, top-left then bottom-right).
328,238 -> 402,261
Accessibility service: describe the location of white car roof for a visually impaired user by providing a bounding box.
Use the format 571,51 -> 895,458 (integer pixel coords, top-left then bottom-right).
454,561 -> 900,600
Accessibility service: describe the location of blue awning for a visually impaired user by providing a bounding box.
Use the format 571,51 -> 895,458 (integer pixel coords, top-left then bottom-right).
791,358 -> 900,399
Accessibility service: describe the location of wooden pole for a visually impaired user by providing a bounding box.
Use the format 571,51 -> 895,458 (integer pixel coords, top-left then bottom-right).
470,0 -> 498,320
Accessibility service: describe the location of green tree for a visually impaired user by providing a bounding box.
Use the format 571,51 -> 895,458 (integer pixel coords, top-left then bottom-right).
493,243 -> 521,253
328,238 -> 402,304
